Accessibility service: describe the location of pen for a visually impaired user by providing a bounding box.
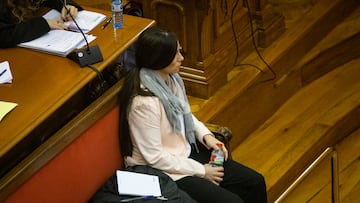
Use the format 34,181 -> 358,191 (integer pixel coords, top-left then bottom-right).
63,0 -> 70,17
120,195 -> 167,202
120,195 -> 154,202
102,17 -> 112,30
0,69 -> 7,77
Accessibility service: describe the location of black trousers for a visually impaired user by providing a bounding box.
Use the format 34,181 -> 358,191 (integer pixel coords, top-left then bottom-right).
176,142 -> 267,203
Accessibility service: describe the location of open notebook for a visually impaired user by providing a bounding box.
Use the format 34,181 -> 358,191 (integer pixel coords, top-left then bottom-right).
18,30 -> 96,57
43,9 -> 106,33
18,9 -> 105,57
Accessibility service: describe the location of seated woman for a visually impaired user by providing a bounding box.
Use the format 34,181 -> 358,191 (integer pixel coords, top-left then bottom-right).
118,26 -> 268,203
0,0 -> 82,48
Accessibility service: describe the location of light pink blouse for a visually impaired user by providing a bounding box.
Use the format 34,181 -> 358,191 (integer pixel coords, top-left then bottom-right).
124,95 -> 212,180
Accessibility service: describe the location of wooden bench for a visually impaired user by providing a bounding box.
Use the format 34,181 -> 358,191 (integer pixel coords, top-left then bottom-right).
0,79 -> 232,203
334,128 -> 360,202
231,58 -> 360,202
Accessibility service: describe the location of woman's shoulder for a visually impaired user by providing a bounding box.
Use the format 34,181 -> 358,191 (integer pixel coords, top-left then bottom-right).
132,95 -> 162,109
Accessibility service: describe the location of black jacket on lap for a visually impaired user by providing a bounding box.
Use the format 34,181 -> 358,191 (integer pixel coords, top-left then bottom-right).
89,165 -> 196,203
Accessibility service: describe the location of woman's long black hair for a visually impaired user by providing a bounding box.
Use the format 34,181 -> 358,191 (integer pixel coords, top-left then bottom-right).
118,27 -> 178,157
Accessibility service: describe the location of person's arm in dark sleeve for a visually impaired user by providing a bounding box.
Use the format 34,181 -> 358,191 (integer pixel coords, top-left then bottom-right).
43,0 -> 83,12
0,17 -> 50,48
0,0 -> 83,48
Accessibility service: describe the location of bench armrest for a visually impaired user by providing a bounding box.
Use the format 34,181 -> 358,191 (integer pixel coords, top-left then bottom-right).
205,123 -> 233,158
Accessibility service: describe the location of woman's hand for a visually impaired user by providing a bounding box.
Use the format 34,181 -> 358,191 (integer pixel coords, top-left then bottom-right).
203,134 -> 229,160
47,19 -> 68,30
203,164 -> 224,185
61,5 -> 79,21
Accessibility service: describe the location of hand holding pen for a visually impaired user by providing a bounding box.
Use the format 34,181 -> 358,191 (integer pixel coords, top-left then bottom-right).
61,0 -> 79,21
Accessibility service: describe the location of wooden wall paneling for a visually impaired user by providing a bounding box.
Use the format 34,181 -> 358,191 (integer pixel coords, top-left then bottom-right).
141,0 -> 285,98
142,0 -> 247,98
247,0 -> 286,48
255,4 -> 286,47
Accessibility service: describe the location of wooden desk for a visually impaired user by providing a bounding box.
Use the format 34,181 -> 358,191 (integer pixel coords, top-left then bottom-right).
0,8 -> 154,177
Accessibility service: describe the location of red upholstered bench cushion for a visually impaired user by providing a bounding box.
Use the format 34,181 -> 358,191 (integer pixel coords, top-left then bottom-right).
5,107 -> 122,203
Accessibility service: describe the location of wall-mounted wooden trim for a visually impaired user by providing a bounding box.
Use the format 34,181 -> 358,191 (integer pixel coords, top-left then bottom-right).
0,80 -> 123,202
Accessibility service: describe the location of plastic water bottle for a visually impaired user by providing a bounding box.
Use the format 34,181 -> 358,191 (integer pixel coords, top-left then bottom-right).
209,143 -> 225,167
112,0 -> 124,29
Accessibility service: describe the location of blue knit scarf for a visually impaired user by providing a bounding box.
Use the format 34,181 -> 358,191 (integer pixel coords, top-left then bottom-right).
139,68 -> 197,149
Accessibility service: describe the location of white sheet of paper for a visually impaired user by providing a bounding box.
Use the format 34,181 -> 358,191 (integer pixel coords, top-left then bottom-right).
0,61 -> 13,84
116,170 -> 162,197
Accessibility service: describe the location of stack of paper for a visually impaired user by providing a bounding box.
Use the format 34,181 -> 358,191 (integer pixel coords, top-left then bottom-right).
0,61 -> 13,84
18,9 -> 104,57
116,170 -> 162,197
18,30 -> 96,57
